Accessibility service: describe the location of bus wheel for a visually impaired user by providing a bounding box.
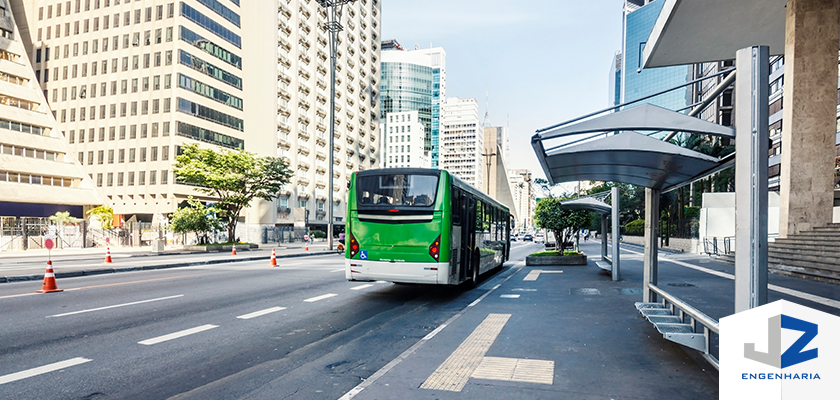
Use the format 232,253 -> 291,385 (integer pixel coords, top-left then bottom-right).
469,251 -> 480,288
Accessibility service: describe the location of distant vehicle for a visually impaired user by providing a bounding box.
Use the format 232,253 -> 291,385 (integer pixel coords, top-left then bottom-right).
510,234 -> 517,242
523,234 -> 533,241
544,231 -> 557,251
535,233 -> 545,244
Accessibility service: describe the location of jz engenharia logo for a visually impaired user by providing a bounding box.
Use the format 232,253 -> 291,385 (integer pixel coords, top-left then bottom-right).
720,300 -> 838,399
744,314 -> 818,369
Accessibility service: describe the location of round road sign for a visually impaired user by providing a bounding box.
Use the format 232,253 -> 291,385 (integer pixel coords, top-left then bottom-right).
44,238 -> 54,250
105,237 -> 110,243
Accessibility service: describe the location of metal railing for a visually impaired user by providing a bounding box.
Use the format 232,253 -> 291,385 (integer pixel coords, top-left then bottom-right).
703,236 -> 734,255
649,284 -> 720,370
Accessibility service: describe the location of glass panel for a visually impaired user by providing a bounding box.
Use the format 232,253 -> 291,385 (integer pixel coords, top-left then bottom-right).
357,173 -> 438,208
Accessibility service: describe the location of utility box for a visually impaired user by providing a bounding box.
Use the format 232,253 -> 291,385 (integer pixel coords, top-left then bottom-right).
151,238 -> 165,253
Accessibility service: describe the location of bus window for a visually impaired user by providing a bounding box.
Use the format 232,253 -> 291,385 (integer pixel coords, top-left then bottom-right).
452,189 -> 462,225
356,173 -> 439,208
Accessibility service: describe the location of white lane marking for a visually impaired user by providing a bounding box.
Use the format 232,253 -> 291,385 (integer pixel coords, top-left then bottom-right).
524,270 -> 541,281
338,261 -> 525,400
622,248 -> 840,310
0,357 -> 92,385
48,295 -> 184,318
304,293 -> 337,302
236,307 -> 287,320
511,288 -> 538,292
138,324 -> 218,345
331,268 -> 346,272
350,284 -> 374,290
500,294 -> 520,299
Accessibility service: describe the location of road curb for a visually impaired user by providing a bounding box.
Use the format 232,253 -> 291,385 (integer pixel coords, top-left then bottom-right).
1,251 -> 337,283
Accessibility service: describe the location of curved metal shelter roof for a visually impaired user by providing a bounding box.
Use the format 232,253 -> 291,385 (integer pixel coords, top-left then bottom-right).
538,104 -> 734,139
559,197 -> 612,214
533,131 -> 722,190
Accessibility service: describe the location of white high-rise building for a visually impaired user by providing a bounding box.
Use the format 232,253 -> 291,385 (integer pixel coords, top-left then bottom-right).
440,97 -> 482,189
264,0 -> 382,236
381,110 -> 428,168
23,0 -> 245,226
0,0 -> 102,223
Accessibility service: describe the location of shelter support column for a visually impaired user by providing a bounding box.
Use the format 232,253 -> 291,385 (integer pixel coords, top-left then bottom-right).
601,213 -> 608,261
610,187 -> 620,281
779,0 -> 840,237
734,46 -> 769,312
643,187 -> 659,302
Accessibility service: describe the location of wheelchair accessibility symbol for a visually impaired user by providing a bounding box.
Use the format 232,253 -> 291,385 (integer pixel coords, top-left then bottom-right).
359,251 -> 368,260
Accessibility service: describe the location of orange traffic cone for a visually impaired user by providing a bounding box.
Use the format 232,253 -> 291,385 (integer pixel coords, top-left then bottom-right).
305,243 -> 309,251
268,248 -> 277,267
103,247 -> 113,264
36,261 -> 63,293
231,244 -> 237,255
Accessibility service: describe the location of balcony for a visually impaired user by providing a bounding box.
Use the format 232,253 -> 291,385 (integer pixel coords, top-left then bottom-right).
333,157 -> 341,165
315,163 -> 327,173
346,148 -> 355,157
298,68 -> 311,80
346,136 -> 355,144
278,122 -> 291,133
315,150 -> 326,160
298,160 -> 310,170
359,141 -> 366,149
316,107 -> 327,117
278,107 -> 291,117
334,144 -> 342,152
297,191 -> 311,199
316,78 -> 327,89
316,135 -> 326,146
279,21 -> 292,35
346,123 -> 355,132
299,53 -> 311,65
298,98 -> 311,109
297,146 -> 311,156
278,72 -> 291,84
278,3 -> 291,18
316,94 -> 327,104
333,184 -> 341,192
317,122 -> 327,132
359,153 -> 366,160
279,37 -> 292,51
278,138 -> 291,149
298,130 -> 310,141
277,87 -> 291,100
298,4 -> 312,19
315,179 -> 326,189
297,176 -> 310,186
334,170 -> 342,178
298,36 -> 311,49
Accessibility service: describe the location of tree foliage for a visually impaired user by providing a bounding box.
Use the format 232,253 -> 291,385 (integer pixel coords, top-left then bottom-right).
49,211 -> 79,225
533,197 -> 590,254
87,205 -> 113,230
169,197 -> 223,243
173,144 -> 293,241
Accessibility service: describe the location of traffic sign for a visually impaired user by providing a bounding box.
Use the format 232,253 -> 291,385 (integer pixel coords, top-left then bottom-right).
44,238 -> 54,250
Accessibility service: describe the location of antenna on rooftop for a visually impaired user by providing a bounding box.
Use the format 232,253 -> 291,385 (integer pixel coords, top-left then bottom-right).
483,91 -> 490,128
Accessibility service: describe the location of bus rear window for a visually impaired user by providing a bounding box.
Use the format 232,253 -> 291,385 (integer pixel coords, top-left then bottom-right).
357,174 -> 439,207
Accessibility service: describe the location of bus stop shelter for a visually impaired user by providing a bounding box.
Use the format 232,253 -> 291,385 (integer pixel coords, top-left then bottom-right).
558,195 -> 620,281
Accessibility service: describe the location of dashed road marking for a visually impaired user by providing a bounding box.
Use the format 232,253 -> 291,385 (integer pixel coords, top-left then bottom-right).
304,293 -> 337,302
523,270 -> 563,281
500,294 -> 520,299
0,357 -> 92,385
236,307 -> 286,320
350,284 -> 374,290
138,324 -> 218,345
420,313 -> 511,392
48,295 -> 184,318
331,268 -> 345,272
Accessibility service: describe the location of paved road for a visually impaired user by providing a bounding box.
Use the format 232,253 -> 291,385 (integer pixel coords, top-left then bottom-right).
0,243 -> 537,399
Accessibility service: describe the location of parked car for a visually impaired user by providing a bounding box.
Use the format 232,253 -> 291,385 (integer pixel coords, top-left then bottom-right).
523,234 -> 533,241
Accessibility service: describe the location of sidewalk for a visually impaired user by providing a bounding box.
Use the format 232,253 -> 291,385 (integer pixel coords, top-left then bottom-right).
0,242 -> 338,283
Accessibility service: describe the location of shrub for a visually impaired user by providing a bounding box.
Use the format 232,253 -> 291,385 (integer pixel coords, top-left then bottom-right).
310,230 -> 326,239
625,219 -> 645,236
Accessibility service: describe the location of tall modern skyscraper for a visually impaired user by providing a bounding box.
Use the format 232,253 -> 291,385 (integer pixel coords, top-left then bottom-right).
620,0 -> 691,112
439,97 -> 481,188
508,168 -> 534,232
379,41 -> 445,168
22,0 -> 245,226
1,0 -> 102,221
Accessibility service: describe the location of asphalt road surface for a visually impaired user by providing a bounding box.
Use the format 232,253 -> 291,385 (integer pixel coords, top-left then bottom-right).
0,242 -> 540,399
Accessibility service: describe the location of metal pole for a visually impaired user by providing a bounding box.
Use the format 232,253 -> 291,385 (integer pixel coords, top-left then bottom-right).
610,186 -> 620,281
734,46 -> 769,312
643,187 -> 660,302
318,0 -> 357,251
601,213 -> 608,262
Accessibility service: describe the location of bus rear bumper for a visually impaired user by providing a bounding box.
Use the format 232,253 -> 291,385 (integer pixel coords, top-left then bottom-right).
345,259 -> 449,284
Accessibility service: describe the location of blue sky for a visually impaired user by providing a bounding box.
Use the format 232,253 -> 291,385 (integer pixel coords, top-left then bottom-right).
380,0 -> 624,181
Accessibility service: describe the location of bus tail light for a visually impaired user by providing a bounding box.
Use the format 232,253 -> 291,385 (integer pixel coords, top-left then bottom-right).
349,231 -> 359,258
429,235 -> 441,261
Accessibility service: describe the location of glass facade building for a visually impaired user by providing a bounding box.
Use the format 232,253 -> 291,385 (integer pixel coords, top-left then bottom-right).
622,0 -> 691,112
379,45 -> 446,168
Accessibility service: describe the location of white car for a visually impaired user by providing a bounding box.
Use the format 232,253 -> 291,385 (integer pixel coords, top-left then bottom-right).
535,233 -> 545,244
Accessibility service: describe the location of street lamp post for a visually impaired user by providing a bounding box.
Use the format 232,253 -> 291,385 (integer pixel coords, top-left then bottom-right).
316,0 -> 356,250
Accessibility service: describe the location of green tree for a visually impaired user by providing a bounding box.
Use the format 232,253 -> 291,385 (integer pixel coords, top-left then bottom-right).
169,197 -> 223,244
173,143 -> 293,242
87,205 -> 114,230
533,197 -> 590,254
48,211 -> 79,247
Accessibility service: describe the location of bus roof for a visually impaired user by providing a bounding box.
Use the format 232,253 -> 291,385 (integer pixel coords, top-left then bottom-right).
355,168 -> 510,213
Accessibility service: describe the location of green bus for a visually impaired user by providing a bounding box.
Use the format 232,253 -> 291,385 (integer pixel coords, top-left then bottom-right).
345,168 -> 511,285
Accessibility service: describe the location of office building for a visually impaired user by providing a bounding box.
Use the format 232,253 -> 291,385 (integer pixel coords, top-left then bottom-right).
0,0 -> 102,223
508,168 -> 534,232
381,110 -> 429,168
379,41 -> 445,167
621,0 -> 691,112
439,97 -> 481,188
267,0 -> 382,236
22,0 -> 245,226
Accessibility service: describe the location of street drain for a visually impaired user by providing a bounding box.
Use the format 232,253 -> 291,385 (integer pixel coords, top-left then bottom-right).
667,283 -> 696,287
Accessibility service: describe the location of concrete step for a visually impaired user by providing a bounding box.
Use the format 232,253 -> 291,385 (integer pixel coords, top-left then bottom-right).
769,242 -> 839,254
768,248 -> 840,266
769,264 -> 840,285
773,237 -> 840,245
768,255 -> 840,277
810,223 -> 840,231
